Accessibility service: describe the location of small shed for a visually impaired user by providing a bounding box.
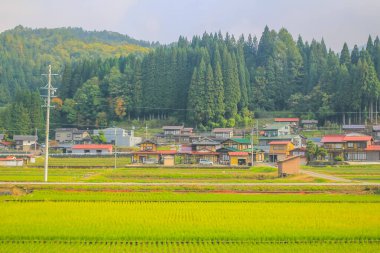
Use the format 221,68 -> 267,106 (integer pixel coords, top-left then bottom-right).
0,156 -> 24,167
162,155 -> 175,166
277,156 -> 300,177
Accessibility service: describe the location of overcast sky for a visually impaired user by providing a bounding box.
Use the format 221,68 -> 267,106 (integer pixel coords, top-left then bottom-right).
1,0 -> 379,51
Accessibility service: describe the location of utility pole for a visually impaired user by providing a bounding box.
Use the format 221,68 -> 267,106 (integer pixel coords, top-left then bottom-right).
34,128 -> 38,153
145,124 -> 148,140
250,127 -> 254,167
114,127 -> 117,169
41,65 -> 58,182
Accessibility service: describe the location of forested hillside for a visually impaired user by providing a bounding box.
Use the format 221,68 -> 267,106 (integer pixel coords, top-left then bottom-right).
1,26 -> 380,137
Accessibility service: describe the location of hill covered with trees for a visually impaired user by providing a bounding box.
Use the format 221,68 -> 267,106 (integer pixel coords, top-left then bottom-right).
1,26 -> 380,137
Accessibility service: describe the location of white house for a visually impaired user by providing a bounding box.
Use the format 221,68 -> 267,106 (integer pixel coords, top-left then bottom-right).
92,127 -> 141,147
13,135 -> 38,151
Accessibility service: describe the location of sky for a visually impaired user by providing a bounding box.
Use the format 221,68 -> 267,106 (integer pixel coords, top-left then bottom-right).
1,0 -> 379,51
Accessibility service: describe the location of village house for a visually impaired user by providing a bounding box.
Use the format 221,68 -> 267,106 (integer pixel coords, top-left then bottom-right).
301,120 -> 318,130
93,127 -> 141,147
221,138 -> 251,151
163,126 -> 184,136
268,141 -> 295,162
55,128 -> 91,144
13,135 -> 38,151
55,128 -> 76,143
321,134 -> 373,161
132,140 -> 177,164
262,123 -> 291,137
342,125 -> 367,134
157,126 -> 194,143
259,134 -> 306,149
70,144 -> 113,155
372,125 -> 380,140
212,128 -> 234,139
274,118 -> 300,127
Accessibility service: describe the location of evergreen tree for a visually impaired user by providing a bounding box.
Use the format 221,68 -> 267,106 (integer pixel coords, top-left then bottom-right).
340,43 -> 351,66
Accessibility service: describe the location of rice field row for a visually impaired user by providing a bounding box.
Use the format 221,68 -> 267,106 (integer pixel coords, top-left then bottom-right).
1,202 -> 379,241
0,167 -> 320,183
0,240 -> 379,253
2,190 -> 380,203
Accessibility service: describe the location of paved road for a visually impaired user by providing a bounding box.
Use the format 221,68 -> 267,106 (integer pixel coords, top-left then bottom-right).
0,182 -> 379,186
300,170 -> 353,182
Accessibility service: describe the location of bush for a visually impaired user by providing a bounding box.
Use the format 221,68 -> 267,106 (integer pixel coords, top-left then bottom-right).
334,156 -> 343,162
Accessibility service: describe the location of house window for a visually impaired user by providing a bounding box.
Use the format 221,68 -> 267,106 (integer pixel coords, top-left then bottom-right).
96,150 -> 102,154
347,142 -> 354,148
334,144 -> 343,149
357,142 -> 366,148
84,150 -> 90,153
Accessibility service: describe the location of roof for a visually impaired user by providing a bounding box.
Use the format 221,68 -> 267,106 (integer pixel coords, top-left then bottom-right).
343,135 -> 372,142
277,156 -> 301,163
137,139 -> 157,145
342,125 -> 366,130
301,120 -> 318,124
320,135 -> 345,143
227,138 -> 251,144
242,148 -> 265,152
365,145 -> 380,151
259,135 -> 301,140
72,144 -> 113,150
228,152 -> 249,156
182,128 -> 193,131
158,150 -> 177,155
162,126 -> 184,130
264,122 -> 290,130
0,156 -> 23,161
212,128 -> 234,133
217,147 -> 240,152
274,118 -> 299,122
72,130 -> 88,134
269,141 -> 291,145
0,141 -> 12,146
13,135 -> 37,141
55,128 -> 78,132
192,138 -> 220,145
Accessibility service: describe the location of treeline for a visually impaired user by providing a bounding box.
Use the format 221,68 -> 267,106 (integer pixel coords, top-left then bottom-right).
55,27 -> 380,129
1,26 -> 380,136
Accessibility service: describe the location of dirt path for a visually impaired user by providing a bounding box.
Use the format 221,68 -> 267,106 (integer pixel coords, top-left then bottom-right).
300,170 -> 353,182
0,182 -> 378,186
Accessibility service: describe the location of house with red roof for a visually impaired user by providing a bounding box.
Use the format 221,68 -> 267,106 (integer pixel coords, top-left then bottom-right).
274,118 -> 299,127
321,134 -> 374,161
71,144 -> 113,155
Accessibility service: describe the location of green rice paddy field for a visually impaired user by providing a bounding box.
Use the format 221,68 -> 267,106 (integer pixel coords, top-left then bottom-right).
0,190 -> 379,252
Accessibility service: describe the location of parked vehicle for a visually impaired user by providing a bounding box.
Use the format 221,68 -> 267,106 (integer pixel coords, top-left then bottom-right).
199,159 -> 213,165
144,158 -> 158,164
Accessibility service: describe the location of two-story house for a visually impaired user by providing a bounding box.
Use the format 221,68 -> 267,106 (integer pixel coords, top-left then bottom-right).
268,141 -> 295,162
55,128 -> 91,144
212,128 -> 234,139
221,138 -> 252,150
321,134 -> 373,161
92,127 -> 141,147
301,120 -> 318,130
13,135 -> 38,151
263,123 -> 291,137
